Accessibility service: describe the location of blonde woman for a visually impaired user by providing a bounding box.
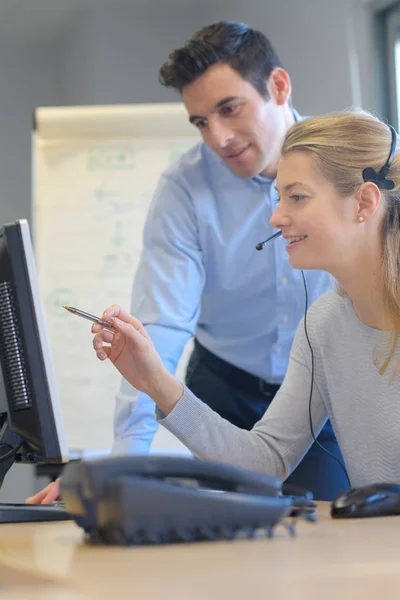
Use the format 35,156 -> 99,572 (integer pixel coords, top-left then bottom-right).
28,111 -> 400,503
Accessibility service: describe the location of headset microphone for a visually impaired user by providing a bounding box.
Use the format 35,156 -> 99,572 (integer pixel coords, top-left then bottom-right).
255,230 -> 282,251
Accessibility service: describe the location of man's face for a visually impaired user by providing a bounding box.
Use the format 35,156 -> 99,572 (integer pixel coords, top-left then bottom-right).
182,63 -> 289,179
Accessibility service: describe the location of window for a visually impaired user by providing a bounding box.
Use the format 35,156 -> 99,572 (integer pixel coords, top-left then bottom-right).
377,2 -> 400,128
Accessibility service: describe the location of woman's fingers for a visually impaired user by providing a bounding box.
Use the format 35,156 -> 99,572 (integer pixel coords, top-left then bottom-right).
129,315 -> 150,339
91,306 -> 151,361
102,306 -> 148,336
102,305 -> 132,324
90,306 -> 148,340
92,333 -> 112,360
112,316 -> 151,348
91,328 -> 114,343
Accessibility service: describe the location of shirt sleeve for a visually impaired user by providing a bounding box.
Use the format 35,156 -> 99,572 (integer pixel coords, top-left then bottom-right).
156,320 -> 329,480
112,174 -> 206,455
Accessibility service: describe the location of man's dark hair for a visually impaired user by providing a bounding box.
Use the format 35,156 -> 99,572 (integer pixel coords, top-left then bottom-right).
159,21 -> 282,98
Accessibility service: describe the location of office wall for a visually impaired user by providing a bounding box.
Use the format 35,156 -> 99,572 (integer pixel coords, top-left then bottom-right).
58,0 -> 373,111
59,3 -> 223,105
0,44 -> 63,228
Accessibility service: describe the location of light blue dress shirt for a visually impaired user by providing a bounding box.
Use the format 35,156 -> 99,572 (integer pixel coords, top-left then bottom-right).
113,141 -> 332,454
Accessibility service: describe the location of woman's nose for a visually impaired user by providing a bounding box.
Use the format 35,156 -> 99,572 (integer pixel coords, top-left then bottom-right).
270,204 -> 290,230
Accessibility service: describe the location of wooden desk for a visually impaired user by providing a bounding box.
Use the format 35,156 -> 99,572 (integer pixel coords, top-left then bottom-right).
1,503 -> 400,600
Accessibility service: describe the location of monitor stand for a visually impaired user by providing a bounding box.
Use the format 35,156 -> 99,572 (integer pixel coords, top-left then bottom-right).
0,413 -> 71,523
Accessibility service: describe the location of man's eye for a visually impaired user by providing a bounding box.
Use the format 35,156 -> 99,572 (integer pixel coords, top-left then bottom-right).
290,194 -> 306,201
193,119 -> 207,129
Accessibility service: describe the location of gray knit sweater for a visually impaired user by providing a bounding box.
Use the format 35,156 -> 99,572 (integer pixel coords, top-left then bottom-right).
157,291 -> 400,487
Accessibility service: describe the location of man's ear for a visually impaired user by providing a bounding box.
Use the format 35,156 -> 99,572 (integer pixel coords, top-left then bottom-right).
355,182 -> 382,222
266,68 -> 292,105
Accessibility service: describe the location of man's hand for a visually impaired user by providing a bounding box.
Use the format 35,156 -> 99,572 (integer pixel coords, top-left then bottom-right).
26,478 -> 61,504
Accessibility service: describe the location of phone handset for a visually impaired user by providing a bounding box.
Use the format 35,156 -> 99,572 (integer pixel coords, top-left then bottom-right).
72,455 -> 282,497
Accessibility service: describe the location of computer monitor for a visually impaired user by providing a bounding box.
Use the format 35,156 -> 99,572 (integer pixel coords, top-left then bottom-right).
0,219 -> 70,522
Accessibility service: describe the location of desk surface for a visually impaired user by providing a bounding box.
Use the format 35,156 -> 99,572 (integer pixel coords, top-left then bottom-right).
0,502 -> 400,600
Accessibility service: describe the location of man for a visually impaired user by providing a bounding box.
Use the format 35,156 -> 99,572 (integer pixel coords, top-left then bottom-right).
28,21 -> 346,504
113,21 -> 347,500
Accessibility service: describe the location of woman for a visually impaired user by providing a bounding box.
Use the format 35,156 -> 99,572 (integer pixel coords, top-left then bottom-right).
28,110 -> 400,503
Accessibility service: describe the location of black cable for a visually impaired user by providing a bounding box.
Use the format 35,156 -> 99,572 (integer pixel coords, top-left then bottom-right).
0,441 -> 23,463
300,270 -> 351,487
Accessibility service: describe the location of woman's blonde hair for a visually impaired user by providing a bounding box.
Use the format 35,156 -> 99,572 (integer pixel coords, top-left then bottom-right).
282,110 -> 400,376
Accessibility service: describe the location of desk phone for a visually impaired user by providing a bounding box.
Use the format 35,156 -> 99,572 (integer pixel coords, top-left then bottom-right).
60,455 -> 315,545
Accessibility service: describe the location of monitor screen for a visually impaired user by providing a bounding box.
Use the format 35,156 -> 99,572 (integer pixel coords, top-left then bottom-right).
0,219 -> 68,468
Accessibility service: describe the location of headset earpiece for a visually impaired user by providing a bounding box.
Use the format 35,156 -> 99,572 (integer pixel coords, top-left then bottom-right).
362,125 -> 397,191
361,166 -> 395,191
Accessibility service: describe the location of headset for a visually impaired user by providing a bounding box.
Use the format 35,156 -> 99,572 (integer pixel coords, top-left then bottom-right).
255,124 -> 398,488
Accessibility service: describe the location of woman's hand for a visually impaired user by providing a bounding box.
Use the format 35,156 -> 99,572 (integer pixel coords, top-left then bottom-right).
92,305 -> 183,413
26,478 -> 61,504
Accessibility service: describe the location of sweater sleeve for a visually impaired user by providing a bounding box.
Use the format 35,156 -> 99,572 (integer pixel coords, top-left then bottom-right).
156,321 -> 329,480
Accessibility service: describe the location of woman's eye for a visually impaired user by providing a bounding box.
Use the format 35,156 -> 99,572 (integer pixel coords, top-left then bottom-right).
290,194 -> 306,201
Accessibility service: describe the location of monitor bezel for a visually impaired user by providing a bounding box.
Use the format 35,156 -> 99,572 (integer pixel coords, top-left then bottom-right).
0,219 -> 68,463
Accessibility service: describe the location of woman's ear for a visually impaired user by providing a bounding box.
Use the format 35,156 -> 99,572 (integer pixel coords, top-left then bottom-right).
355,182 -> 382,222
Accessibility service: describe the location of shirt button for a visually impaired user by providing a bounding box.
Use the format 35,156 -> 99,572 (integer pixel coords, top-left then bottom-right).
281,277 -> 288,285
282,315 -> 289,322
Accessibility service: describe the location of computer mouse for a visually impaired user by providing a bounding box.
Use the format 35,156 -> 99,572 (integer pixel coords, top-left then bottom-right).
331,483 -> 400,518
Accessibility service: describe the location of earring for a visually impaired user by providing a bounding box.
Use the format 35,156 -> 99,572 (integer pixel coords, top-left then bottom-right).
358,216 -> 364,222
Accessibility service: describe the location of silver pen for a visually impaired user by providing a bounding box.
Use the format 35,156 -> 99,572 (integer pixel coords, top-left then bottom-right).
63,305 -> 116,330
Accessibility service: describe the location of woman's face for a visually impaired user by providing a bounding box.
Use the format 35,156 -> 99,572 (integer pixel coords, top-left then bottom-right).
270,151 -> 361,273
